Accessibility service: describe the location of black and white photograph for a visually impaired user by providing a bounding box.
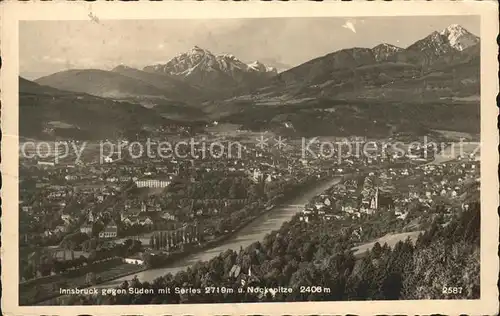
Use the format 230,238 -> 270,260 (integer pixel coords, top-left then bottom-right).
2,1 -> 498,315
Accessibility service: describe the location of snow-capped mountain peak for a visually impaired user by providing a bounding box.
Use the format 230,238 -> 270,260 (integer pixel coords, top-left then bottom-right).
440,24 -> 467,36
221,53 -> 236,59
247,60 -> 277,73
372,43 -> 403,62
248,60 -> 265,71
190,46 -> 208,53
439,24 -> 479,51
406,24 -> 480,61
378,43 -> 400,50
143,46 -> 277,90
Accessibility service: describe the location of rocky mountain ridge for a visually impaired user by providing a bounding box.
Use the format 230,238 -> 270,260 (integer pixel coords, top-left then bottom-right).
143,46 -> 277,91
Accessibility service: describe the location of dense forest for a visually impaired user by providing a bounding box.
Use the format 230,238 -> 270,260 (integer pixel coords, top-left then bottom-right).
65,200 -> 480,304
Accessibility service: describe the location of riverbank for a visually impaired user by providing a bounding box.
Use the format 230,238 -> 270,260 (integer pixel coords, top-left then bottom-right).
36,175 -> 343,305
23,259 -> 146,306
96,175 -> 342,285
136,204 -> 277,271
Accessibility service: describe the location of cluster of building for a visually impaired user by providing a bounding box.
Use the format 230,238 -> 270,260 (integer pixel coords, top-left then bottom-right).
299,177 -> 384,223
299,152 -> 480,224
24,135 -> 465,281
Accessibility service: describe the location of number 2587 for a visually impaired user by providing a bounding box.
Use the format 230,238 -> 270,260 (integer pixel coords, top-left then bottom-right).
442,286 -> 463,294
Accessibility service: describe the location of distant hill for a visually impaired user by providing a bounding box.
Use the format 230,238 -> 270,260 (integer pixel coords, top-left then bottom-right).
275,47 -> 377,88
217,98 -> 480,138
19,77 -> 173,140
242,24 -> 479,103
19,77 -> 72,96
333,44 -> 480,100
26,24 -> 480,139
35,68 -> 200,102
111,65 -> 203,101
210,25 -> 480,137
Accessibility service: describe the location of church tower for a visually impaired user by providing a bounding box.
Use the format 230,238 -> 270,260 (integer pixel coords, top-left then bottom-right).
370,187 -> 379,210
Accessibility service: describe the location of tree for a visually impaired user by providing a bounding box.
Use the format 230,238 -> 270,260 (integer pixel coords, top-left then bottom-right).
247,184 -> 261,201
229,182 -> 238,199
158,232 -> 163,249
154,234 -> 160,250
123,239 -> 133,249
143,253 -> 159,269
149,235 -> 155,250
88,250 -> 98,263
300,242 -> 315,262
382,271 -> 402,299
370,242 -> 383,259
86,272 -> 97,285
21,263 -> 36,280
78,255 -> 88,266
129,240 -> 142,254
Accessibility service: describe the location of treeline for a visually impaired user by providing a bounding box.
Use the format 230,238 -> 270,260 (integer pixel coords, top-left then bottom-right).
65,202 -> 480,304
167,174 -> 259,202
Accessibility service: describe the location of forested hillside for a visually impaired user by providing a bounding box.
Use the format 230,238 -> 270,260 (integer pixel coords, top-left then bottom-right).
64,201 -> 480,304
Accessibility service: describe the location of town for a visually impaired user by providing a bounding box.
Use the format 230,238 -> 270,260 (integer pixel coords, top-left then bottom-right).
10,11 -> 491,313
18,130 -> 480,305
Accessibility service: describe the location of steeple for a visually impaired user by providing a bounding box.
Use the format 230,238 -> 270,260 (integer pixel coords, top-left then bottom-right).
370,187 -> 379,210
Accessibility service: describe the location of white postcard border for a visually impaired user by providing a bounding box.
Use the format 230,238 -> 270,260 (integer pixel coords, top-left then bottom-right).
1,1 -> 498,315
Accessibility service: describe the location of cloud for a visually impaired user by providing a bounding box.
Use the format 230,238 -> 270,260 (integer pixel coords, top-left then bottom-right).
342,21 -> 357,33
158,43 -> 165,49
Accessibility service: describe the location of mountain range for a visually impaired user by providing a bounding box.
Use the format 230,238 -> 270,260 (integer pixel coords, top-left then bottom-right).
264,24 -> 479,99
35,67 -> 201,103
387,24 -> 479,66
19,78 -> 175,140
143,46 -> 277,92
22,24 -> 480,139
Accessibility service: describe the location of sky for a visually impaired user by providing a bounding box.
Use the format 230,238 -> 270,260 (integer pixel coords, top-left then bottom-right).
20,15 -> 480,80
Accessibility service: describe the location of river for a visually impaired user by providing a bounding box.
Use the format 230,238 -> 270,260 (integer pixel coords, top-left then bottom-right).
97,176 -> 342,287
430,141 -> 480,165
103,140 -> 479,286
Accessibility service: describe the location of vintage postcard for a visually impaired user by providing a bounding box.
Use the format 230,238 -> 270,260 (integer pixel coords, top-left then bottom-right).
1,1 -> 499,315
